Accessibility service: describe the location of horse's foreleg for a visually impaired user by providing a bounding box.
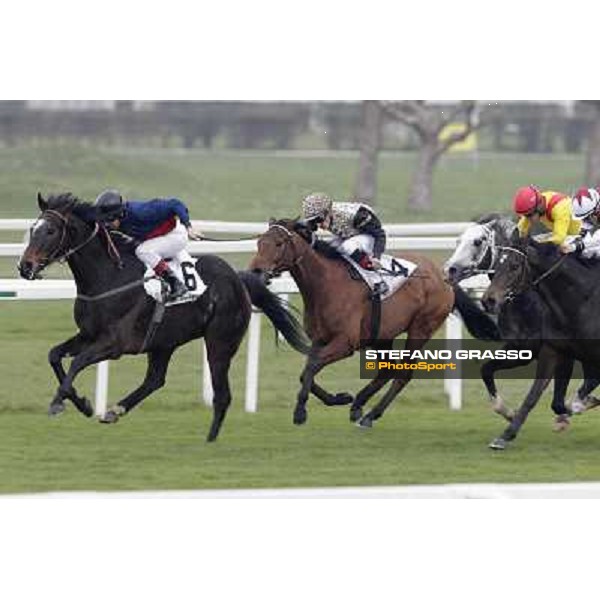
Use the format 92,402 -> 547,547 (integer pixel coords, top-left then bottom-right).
480,350 -> 536,422
48,333 -> 90,417
294,354 -> 324,426
551,355 -> 574,431
57,337 -> 119,417
489,345 -> 558,450
293,338 -> 353,425
571,362 -> 600,413
99,348 -> 174,425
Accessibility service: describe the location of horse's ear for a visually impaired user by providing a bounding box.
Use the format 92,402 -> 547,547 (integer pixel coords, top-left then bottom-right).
37,192 -> 48,211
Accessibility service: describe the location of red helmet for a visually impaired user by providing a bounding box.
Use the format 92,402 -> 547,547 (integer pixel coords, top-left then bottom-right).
513,186 -> 541,216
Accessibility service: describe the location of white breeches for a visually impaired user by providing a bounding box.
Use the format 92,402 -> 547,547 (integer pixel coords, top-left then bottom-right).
330,234 -> 374,257
135,222 -> 188,270
582,230 -> 600,259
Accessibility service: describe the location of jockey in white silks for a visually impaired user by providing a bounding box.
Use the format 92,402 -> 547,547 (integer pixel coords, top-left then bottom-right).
301,192 -> 388,292
561,187 -> 600,258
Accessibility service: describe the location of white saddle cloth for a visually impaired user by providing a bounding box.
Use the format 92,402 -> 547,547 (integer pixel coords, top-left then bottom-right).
343,253 -> 418,300
144,250 -> 207,305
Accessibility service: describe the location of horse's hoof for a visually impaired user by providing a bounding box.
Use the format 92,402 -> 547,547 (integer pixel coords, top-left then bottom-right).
489,437 -> 507,451
48,402 -> 65,417
99,411 -> 119,424
99,406 -> 125,424
553,414 -> 571,433
293,409 -> 307,426
349,407 -> 362,423
357,415 -> 373,429
332,393 -> 354,406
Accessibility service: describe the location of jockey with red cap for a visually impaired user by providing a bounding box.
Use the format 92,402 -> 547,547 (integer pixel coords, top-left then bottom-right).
561,187 -> 600,256
513,185 -> 581,247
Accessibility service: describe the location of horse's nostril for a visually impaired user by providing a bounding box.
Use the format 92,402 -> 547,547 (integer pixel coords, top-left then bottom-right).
448,266 -> 456,275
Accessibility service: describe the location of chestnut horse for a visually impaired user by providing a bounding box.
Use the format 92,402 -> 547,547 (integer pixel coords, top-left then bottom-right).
249,219 -> 499,428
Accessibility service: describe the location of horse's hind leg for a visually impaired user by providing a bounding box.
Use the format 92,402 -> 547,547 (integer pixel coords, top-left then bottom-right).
204,336 -> 240,442
357,334 -> 428,428
48,333 -> 93,417
100,348 -> 175,423
350,340 -> 395,422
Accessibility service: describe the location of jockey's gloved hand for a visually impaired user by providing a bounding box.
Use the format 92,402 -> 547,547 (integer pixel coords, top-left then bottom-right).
187,226 -> 203,241
560,238 -> 584,254
370,257 -> 383,270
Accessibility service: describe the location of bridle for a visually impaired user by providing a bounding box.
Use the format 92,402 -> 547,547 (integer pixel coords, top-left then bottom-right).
260,224 -> 307,279
451,223 -> 498,278
30,209 -> 99,271
470,224 -> 497,276
495,244 -> 568,302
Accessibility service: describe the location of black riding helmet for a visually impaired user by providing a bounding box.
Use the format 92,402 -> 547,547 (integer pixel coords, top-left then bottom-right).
94,189 -> 124,221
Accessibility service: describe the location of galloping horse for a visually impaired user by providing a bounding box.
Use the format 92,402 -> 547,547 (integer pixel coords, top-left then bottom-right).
482,239 -> 600,449
249,218 -> 499,428
18,194 -> 310,442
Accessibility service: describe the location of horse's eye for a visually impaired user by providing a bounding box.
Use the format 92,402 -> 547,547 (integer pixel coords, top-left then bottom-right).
47,228 -> 56,235
473,238 -> 482,247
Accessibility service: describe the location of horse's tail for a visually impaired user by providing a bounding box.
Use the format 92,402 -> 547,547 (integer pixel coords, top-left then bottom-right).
237,271 -> 311,355
452,284 -> 501,341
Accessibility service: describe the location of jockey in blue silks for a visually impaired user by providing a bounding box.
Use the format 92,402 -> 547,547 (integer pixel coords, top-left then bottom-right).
93,189 -> 202,299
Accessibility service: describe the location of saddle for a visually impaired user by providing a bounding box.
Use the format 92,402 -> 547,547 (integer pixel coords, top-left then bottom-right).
343,253 -> 417,301
144,250 -> 207,306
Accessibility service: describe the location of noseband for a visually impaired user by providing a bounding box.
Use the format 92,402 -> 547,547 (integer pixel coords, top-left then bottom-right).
31,209 -> 99,269
262,224 -> 306,277
465,224 -> 497,276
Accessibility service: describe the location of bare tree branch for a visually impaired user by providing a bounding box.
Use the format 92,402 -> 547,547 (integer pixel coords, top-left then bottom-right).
380,101 -> 428,137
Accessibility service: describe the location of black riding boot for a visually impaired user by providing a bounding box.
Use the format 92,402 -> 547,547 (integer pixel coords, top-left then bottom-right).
160,269 -> 187,300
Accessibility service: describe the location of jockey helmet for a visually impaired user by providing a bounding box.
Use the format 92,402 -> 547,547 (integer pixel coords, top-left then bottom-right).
513,185 -> 542,216
302,192 -> 333,222
95,189 -> 124,221
572,187 -> 600,219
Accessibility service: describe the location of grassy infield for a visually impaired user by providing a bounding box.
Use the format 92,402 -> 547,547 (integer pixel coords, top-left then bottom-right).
2,144 -> 599,493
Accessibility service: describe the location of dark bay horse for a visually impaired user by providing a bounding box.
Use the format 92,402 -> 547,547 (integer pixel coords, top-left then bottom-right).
249,219 -> 499,428
482,239 -> 600,449
18,194 -> 310,442
443,213 -> 600,429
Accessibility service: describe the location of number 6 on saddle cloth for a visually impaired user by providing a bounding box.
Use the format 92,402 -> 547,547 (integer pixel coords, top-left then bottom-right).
144,250 -> 207,305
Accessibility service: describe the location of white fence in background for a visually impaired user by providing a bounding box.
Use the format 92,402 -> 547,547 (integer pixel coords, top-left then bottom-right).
0,219 -> 489,417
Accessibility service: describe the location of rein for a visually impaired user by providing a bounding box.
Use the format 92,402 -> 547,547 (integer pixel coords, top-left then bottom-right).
39,210 -> 100,266
497,245 -> 568,294
264,224 -> 306,275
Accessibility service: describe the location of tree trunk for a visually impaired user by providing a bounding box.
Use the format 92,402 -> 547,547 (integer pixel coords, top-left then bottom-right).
355,101 -> 382,204
586,102 -> 600,187
408,138 -> 438,211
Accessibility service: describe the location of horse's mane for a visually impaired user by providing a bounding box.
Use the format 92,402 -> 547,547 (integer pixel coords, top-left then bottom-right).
45,192 -> 87,212
272,218 -> 346,262
474,212 -> 513,225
